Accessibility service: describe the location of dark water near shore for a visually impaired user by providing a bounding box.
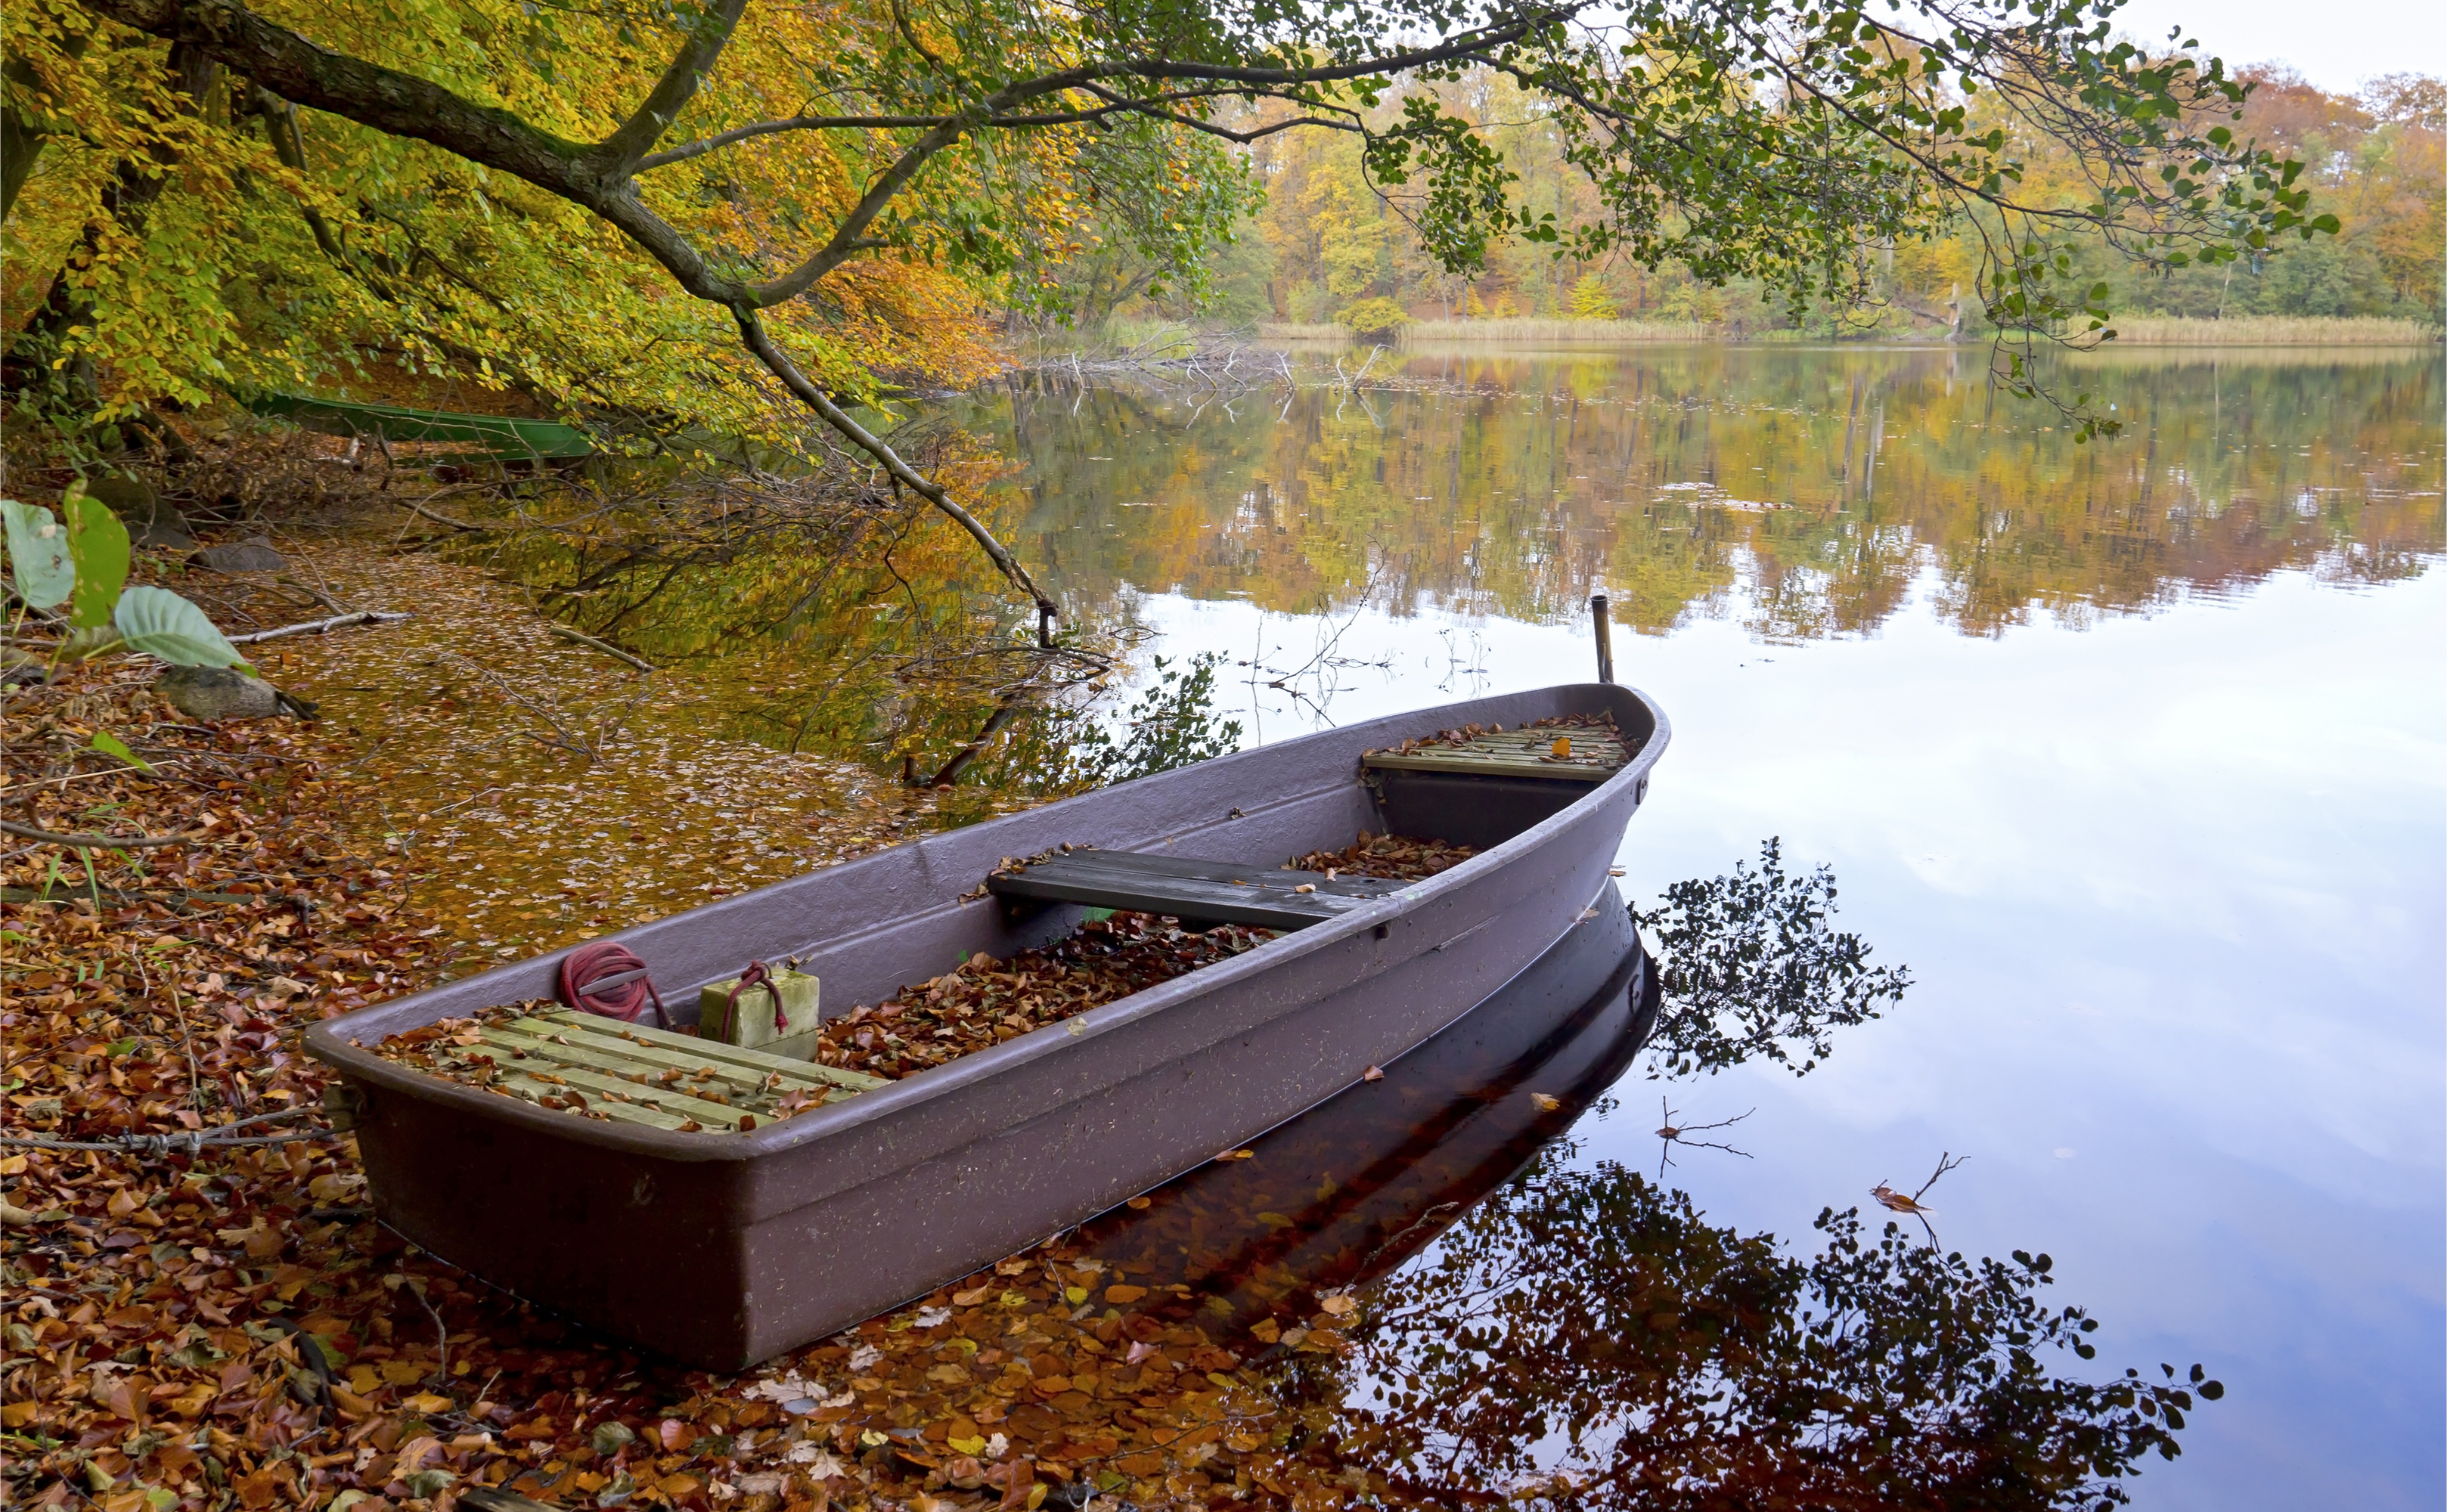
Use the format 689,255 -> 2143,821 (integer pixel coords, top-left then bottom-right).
954,346 -> 2445,1508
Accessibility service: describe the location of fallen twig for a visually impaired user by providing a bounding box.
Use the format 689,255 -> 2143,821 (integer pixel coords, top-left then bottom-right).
546,622 -> 657,673
393,496 -> 491,532
226,609 -> 411,645
0,816 -> 211,849
2,883 -> 309,911
0,1108 -> 332,1154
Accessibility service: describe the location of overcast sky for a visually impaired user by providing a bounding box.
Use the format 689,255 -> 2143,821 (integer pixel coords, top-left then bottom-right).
2105,0 -> 2445,94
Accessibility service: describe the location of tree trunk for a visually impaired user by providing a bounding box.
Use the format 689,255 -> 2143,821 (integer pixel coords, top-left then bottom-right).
1,30 -> 94,224
5,42 -> 219,417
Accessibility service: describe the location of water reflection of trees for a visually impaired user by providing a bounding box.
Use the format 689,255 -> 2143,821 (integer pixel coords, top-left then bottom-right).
1282,1155 -> 2219,1512
980,349 -> 2440,640
442,436 -> 1121,798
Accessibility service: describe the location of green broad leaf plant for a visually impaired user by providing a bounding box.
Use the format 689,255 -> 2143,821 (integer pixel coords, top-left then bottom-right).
2,485 -> 250,673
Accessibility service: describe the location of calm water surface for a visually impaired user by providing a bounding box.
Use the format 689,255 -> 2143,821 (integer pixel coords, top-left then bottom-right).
960,346 -> 2445,1508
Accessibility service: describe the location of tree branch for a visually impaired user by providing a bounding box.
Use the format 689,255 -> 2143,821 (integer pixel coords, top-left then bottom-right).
85,0 -> 593,195
733,308 -> 1057,641
747,116 -> 969,307
636,113 -> 956,172
585,0 -> 749,178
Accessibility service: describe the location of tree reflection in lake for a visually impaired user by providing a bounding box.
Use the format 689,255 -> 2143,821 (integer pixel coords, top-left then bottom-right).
1065,845 -> 2210,1511
1285,1154 -> 2218,1512
426,349 -> 2437,796
975,347 -> 2439,643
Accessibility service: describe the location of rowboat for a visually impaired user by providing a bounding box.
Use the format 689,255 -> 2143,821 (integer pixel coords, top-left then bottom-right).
305,680 -> 1670,1368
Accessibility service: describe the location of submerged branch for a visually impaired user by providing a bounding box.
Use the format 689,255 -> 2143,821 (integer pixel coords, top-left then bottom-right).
225,609 -> 411,645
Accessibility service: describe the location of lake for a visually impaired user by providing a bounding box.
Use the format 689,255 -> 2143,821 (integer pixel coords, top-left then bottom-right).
953,344 -> 2445,1508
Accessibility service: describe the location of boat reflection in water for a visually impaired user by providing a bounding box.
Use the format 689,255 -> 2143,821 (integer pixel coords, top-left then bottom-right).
1078,894 -> 2218,1510
1078,892 -> 1657,1318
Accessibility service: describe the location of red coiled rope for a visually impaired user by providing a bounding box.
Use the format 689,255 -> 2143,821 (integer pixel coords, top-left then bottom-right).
727,959 -> 788,1034
556,940 -> 669,1027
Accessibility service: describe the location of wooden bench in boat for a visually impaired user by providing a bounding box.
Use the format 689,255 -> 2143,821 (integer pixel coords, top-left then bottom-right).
988,849 -> 1413,931
440,1010 -> 885,1130
1361,723 -> 1633,782
1360,723 -> 1638,850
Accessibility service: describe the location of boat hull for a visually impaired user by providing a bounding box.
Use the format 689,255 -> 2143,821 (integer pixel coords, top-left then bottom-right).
307,683 -> 1668,1368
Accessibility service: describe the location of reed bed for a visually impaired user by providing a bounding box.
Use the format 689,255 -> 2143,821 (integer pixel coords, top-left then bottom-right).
2092,315 -> 2440,346
1257,321 -> 1351,340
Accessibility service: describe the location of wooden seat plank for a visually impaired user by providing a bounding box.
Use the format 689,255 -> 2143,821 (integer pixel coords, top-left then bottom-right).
482,1056 -> 748,1129
1363,726 -> 1630,782
988,850 -> 1410,931
479,1021 -> 798,1114
534,1011 -> 885,1093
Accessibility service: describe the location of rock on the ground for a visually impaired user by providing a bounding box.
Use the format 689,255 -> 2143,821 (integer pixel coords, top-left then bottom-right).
191,535 -> 287,572
157,666 -> 286,720
83,471 -> 196,550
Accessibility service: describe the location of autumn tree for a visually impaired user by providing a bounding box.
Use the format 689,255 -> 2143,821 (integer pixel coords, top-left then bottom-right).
8,0 -> 2327,623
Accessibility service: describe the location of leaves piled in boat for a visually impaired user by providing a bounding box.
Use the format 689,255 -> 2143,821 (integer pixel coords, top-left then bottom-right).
366,831 -> 1473,1116
1369,710 -> 1625,758
1288,831 -> 1478,881
813,912 -> 1279,1080
365,912 -> 1288,1110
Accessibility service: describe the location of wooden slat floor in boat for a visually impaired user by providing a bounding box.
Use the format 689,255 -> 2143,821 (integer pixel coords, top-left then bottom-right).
989,849 -> 1410,931
442,1011 -> 885,1130
1362,725 -> 1630,782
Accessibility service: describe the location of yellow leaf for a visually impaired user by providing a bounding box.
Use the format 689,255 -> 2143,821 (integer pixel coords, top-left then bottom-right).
402,1392 -> 454,1414
1531,1092 -> 1562,1112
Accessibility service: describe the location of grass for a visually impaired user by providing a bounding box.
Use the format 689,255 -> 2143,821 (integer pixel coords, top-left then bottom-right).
2085,315 -> 2440,345
1256,321 -> 1350,340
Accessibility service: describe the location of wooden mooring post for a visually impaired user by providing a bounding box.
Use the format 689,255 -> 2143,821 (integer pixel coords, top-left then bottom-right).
1589,590 -> 1615,683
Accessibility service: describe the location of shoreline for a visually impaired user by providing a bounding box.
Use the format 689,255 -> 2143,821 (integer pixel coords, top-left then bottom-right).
1252,314 -> 2444,349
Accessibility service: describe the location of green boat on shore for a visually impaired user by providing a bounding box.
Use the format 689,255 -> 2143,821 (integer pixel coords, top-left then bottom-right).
246,392 -> 596,460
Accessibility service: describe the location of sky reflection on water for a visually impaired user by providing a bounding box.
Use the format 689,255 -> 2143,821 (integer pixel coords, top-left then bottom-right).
979,348 -> 2445,1508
